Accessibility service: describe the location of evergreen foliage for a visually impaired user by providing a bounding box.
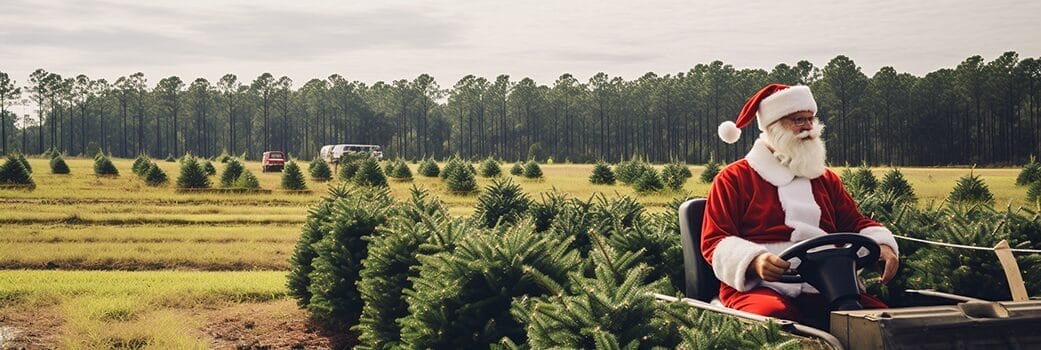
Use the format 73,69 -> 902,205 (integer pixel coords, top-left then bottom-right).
93,155 -> 119,176
132,154 -> 151,176
0,154 -> 34,187
339,159 -> 360,182
588,162 -> 615,185
280,160 -> 307,190
165,154 -> 176,162
50,155 -> 70,174
878,168 -> 917,203
144,162 -> 168,186
288,186 -> 350,307
473,178 -> 531,228
841,164 -> 878,198
42,147 -> 56,159
948,171 -> 994,206
615,157 -> 651,184
509,161 -> 523,176
16,152 -> 31,174
439,157 -> 464,180
306,187 -> 393,322
1029,180 -> 1041,205
658,303 -> 800,349
700,155 -> 722,183
445,162 -> 477,193
353,157 -> 389,188
233,169 -> 261,190
220,159 -> 245,187
1017,155 -> 1041,186
176,155 -> 211,189
389,159 -> 413,181
309,157 -> 332,182
202,160 -> 216,176
216,150 -> 231,163
661,162 -> 692,191
398,225 -> 580,348
418,157 -> 440,177
527,191 -> 571,233
478,157 -> 502,178
522,160 -> 543,179
632,168 -> 664,193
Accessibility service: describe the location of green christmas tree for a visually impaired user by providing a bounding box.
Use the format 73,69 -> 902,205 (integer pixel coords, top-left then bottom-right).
353,157 -> 389,188
633,168 -> 664,193
418,157 -> 440,177
93,155 -> 119,176
700,155 -> 722,183
16,152 -> 31,174
281,160 -> 308,190
948,171 -> 994,206
878,168 -> 917,203
176,155 -> 211,189
144,162 -> 169,186
522,160 -> 543,179
202,160 -> 217,176
220,158 -> 245,187
132,154 -> 151,176
445,163 -> 477,193
1017,155 -> 1041,186
0,154 -> 34,187
339,159 -> 360,182
234,169 -> 261,190
391,159 -> 413,181
588,161 -> 615,185
661,162 -> 692,191
50,155 -> 70,174
509,161 -> 523,176
309,158 -> 332,182
472,177 -> 531,228
288,186 -> 349,307
478,157 -> 502,178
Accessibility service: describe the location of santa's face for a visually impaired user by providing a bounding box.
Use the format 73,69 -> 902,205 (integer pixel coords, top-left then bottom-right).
765,111 -> 827,179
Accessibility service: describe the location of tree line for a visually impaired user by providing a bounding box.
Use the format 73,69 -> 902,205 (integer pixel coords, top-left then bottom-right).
1,51 -> 1039,166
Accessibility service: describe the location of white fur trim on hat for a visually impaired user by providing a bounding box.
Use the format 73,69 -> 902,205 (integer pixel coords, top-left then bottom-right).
718,121 -> 741,144
756,85 -> 817,131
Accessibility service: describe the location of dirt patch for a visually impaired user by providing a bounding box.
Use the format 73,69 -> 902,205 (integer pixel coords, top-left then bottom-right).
0,303 -> 63,349
202,299 -> 356,349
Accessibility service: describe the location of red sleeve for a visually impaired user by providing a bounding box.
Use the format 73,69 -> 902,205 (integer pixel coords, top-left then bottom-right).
701,164 -> 746,265
824,170 -> 881,232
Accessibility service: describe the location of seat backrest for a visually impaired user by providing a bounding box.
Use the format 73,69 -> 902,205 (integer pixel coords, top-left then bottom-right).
678,199 -> 720,302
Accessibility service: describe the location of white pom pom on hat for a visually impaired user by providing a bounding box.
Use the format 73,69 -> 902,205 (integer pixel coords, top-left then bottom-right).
718,84 -> 818,143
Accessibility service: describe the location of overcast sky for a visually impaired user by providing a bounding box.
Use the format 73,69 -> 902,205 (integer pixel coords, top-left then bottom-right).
2,0 -> 1039,108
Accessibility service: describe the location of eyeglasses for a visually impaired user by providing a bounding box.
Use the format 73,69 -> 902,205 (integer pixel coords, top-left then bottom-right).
786,116 -> 817,126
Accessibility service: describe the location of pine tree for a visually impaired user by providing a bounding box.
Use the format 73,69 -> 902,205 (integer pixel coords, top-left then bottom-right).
391,159 -> 413,181
353,157 -> 389,188
217,149 -> 231,163
588,162 -> 615,185
0,154 -> 34,187
633,168 -> 664,193
281,160 -> 308,190
440,157 -> 464,180
220,158 -> 245,187
50,155 -> 70,174
878,168 -> 917,203
478,157 -> 502,178
522,160 -> 543,179
418,157 -> 440,177
165,154 -> 176,162
948,171 -> 994,206
1017,155 -> 1041,186
445,163 -> 477,193
615,157 -> 651,184
1028,180 -> 1041,205
144,162 -> 168,186
16,152 -> 31,174
132,154 -> 151,176
398,225 -> 580,348
288,186 -> 350,307
509,161 -> 523,176
234,169 -> 261,190
203,160 -> 217,176
700,155 -> 722,183
309,158 -> 332,182
473,178 -> 531,228
93,155 -> 119,176
306,187 -> 393,323
661,162 -> 692,191
841,164 -> 877,199
339,159 -> 360,182
176,155 -> 211,189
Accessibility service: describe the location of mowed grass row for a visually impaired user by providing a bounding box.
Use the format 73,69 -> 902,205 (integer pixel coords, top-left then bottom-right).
0,270 -> 287,349
0,225 -> 298,270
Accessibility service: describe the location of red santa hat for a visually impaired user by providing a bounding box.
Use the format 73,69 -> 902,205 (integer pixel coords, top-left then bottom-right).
718,84 -> 818,144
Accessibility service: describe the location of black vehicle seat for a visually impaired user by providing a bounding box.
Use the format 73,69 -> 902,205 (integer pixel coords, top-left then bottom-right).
678,199 -> 721,302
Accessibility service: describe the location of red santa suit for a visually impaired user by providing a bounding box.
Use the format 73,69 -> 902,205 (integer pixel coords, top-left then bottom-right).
700,137 -> 899,320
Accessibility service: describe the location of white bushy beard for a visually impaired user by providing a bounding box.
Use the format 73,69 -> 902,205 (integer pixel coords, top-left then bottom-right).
764,122 -> 827,179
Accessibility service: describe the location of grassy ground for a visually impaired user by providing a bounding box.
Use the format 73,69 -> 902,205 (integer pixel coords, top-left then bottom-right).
0,156 -> 1032,348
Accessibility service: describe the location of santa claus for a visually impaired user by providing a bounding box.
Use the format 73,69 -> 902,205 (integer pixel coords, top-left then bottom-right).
701,84 -> 900,322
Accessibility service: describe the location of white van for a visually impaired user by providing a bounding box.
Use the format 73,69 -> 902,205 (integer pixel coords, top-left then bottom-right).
321,144 -> 383,163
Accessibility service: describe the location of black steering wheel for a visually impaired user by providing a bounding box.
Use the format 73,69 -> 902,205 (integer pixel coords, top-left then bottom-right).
777,233 -> 880,283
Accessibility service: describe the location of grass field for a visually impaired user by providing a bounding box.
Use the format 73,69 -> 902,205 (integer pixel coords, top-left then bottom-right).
0,156 -> 1032,348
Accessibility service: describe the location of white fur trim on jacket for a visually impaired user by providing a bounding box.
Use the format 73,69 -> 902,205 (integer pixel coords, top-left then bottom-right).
712,236 -> 767,292
757,85 -> 817,131
745,137 -> 795,187
860,226 -> 900,255
778,177 -> 827,242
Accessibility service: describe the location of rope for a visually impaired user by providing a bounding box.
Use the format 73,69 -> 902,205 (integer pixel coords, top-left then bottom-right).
894,235 -> 1041,254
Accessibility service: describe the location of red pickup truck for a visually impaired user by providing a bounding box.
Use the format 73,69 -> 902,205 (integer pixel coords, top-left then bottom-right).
262,151 -> 286,172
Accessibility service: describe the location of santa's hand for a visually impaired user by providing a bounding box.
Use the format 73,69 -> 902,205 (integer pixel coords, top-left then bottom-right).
878,244 -> 899,284
751,253 -> 791,282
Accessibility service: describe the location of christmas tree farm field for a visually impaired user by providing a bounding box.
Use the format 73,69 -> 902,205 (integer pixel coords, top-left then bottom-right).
0,156 -> 1034,347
